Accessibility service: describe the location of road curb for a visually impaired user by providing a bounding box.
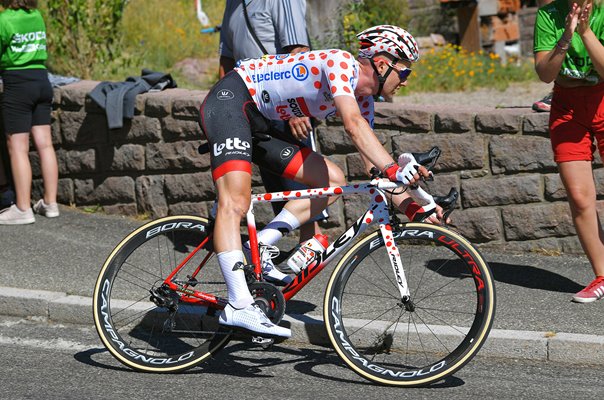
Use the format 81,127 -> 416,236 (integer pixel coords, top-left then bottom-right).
2,285 -> 603,365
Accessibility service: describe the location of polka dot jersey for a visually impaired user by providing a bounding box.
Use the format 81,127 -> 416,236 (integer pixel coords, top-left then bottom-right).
234,49 -> 374,127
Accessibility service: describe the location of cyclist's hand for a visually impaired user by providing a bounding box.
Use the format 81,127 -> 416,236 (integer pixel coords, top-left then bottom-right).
432,204 -> 452,225
288,117 -> 312,140
385,153 -> 428,185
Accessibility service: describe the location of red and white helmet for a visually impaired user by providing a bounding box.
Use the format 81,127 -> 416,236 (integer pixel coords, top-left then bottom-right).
357,25 -> 420,63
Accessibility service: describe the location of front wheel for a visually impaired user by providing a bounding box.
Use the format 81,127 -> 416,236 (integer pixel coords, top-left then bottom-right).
324,223 -> 495,386
93,215 -> 232,373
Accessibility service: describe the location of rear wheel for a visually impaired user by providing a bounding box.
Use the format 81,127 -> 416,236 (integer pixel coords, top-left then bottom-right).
93,216 -> 232,372
324,223 -> 495,386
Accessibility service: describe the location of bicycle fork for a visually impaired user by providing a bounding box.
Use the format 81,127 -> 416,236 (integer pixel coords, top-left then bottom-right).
373,201 -> 413,308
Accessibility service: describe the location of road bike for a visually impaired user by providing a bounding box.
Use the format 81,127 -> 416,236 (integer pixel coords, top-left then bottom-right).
92,147 -> 496,387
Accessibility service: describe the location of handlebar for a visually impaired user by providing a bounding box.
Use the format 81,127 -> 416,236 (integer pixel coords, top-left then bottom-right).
369,146 -> 441,180
198,140 -> 457,221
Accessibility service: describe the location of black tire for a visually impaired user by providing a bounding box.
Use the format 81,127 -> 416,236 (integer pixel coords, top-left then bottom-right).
93,216 -> 232,372
324,223 -> 495,386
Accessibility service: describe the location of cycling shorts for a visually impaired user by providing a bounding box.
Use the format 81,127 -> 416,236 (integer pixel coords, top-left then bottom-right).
549,82 -> 604,163
198,71 -> 312,181
1,69 -> 52,135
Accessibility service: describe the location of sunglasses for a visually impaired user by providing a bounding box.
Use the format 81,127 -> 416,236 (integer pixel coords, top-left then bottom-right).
387,62 -> 412,82
375,58 -> 412,82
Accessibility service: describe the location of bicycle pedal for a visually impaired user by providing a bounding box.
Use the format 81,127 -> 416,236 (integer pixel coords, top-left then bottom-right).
251,336 -> 274,348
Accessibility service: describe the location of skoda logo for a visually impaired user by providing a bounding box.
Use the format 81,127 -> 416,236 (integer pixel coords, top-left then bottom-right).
292,63 -> 309,81
280,147 -> 294,160
216,89 -> 234,101
261,90 -> 271,103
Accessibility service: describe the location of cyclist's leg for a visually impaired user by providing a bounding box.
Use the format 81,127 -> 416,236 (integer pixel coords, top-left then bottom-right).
199,72 -> 290,337
214,171 -> 255,307
262,120 -> 327,242
255,136 -> 345,225
200,72 -> 255,309
253,137 -> 345,245
284,151 -> 345,222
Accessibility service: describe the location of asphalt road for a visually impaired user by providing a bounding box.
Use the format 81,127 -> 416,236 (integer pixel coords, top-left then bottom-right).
1,207 -> 603,371
0,315 -> 602,400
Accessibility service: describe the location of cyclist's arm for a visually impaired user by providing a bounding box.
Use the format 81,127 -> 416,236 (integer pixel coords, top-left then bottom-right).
358,152 -> 443,224
335,95 -> 397,173
336,95 -> 429,184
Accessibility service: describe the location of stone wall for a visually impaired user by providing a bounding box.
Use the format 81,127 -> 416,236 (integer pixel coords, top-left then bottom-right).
28,81 -> 604,254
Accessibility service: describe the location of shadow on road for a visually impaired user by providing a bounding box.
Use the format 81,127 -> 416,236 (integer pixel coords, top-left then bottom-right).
487,262 -> 583,293
426,259 -> 583,294
74,342 -> 466,388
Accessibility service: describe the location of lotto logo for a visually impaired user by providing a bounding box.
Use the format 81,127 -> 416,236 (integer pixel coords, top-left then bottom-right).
292,64 -> 309,81
213,138 -> 251,156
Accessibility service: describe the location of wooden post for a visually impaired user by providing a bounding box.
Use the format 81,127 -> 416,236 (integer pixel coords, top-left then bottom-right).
457,1 -> 481,52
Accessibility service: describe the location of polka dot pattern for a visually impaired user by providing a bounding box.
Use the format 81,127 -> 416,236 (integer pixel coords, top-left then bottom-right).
233,49 -> 373,125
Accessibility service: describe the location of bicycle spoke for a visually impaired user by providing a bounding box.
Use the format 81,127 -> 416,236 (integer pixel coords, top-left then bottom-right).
325,225 -> 495,385
368,251 -> 398,290
415,276 -> 470,304
94,216 -> 230,372
415,307 -> 471,336
340,291 -> 396,300
345,305 -> 401,338
412,309 -> 452,354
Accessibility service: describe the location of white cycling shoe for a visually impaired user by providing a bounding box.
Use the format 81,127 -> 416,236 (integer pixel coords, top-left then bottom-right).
243,243 -> 293,286
219,303 -> 291,338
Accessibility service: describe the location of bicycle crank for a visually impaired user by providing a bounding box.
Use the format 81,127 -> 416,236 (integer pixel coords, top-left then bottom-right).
248,282 -> 286,324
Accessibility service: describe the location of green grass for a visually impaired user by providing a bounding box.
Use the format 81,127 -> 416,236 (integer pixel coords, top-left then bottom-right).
90,0 -> 225,87
73,0 -> 537,92
402,44 -> 538,94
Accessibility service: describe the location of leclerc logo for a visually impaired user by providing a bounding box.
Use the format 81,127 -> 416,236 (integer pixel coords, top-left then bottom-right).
280,147 -> 294,160
292,64 -> 309,81
216,89 -> 234,101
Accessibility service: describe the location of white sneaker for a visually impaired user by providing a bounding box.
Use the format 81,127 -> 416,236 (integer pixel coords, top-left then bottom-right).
243,243 -> 293,286
33,200 -> 60,218
0,204 -> 35,225
219,303 -> 291,338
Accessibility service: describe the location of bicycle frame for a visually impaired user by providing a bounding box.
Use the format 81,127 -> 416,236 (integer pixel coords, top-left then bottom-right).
159,179 -> 413,310
247,179 -> 411,301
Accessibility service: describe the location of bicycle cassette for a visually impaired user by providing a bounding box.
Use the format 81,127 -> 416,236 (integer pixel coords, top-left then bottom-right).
248,282 -> 286,324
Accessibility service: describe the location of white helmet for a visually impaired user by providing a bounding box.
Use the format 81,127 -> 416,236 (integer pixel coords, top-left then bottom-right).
357,25 -> 420,63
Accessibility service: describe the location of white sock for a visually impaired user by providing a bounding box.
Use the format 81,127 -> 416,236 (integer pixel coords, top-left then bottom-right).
256,208 -> 301,246
217,250 -> 254,309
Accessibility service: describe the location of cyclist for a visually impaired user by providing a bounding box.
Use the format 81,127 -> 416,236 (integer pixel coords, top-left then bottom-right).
198,25 -> 439,338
